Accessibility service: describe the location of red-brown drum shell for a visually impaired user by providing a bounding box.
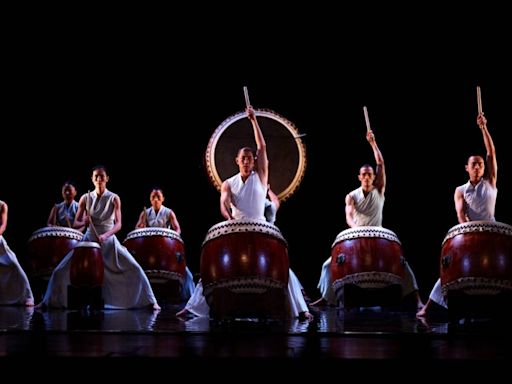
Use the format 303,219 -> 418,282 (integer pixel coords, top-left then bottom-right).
70,241 -> 104,288
27,226 -> 84,279
440,221 -> 512,293
123,228 -> 186,279
200,220 -> 289,289
331,226 -> 405,287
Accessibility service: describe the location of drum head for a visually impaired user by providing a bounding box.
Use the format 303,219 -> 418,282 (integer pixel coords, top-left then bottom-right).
205,109 -> 306,201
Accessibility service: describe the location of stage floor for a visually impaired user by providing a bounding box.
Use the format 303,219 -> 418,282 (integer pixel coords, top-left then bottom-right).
1,305 -> 511,373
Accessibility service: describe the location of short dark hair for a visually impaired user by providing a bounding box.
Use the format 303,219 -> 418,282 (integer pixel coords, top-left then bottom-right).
237,147 -> 256,157
359,164 -> 374,173
92,165 -> 108,174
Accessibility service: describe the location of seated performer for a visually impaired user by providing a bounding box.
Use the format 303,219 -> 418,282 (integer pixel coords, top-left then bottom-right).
47,182 -> 84,231
38,165 -> 160,310
177,105 -> 313,320
313,128 -> 424,310
135,188 -> 195,300
417,112 -> 497,318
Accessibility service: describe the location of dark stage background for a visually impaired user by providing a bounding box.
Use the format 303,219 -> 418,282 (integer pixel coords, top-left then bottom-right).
3,28 -> 511,301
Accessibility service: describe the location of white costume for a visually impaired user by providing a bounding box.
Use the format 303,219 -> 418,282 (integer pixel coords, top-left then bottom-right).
0,200 -> 34,305
54,201 -> 79,227
429,178 -> 497,308
317,187 -> 419,305
456,179 -> 497,221
264,199 -> 278,224
228,171 -> 266,221
41,190 -> 158,309
143,205 -> 195,300
183,171 -> 309,318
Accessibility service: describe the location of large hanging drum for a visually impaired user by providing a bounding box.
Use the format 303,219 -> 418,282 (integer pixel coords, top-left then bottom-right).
205,109 -> 306,201
440,221 -> 512,296
27,226 -> 84,280
123,228 -> 186,284
200,219 -> 289,318
331,227 -> 405,305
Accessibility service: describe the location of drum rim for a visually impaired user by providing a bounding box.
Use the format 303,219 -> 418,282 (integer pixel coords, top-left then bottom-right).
28,226 -> 84,242
332,226 -> 401,248
74,241 -> 101,249
442,220 -> 512,244
124,227 -> 184,244
205,108 -> 307,202
203,218 -> 286,245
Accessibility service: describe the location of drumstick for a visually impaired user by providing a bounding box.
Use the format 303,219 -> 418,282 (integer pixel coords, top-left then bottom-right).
363,106 -> 371,132
243,86 -> 251,107
476,85 -> 483,115
64,212 -> 72,228
86,190 -> 101,241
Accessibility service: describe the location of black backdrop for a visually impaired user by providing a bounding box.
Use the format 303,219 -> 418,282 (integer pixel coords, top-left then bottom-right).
3,24 -> 511,300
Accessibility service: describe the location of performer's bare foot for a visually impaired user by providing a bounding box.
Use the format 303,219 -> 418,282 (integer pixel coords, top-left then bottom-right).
299,311 -> 314,322
152,303 -> 161,311
416,306 -> 427,318
176,308 -> 191,317
34,302 -> 47,311
416,298 -> 432,318
310,297 -> 327,307
25,298 -> 35,307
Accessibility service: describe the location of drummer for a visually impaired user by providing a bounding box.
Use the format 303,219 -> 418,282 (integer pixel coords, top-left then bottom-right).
0,199 -> 34,306
37,165 -> 160,310
417,112 -> 497,318
47,182 -> 84,232
135,188 -> 195,300
313,128 -> 424,310
177,104 -> 313,321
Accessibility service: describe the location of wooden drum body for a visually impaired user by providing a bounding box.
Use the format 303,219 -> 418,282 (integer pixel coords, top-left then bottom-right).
27,226 -> 84,280
124,228 -> 186,284
70,242 -> 104,288
440,221 -> 512,296
331,227 -> 405,307
200,219 -> 289,319
68,241 -> 104,309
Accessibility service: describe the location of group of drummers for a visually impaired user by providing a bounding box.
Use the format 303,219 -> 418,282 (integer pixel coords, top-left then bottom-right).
1,106 -> 509,321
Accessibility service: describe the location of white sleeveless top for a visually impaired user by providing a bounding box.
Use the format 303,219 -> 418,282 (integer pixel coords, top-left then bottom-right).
55,201 -> 79,227
227,171 -> 267,220
84,189 -> 117,235
456,178 -> 497,221
348,187 -> 385,226
145,205 -> 171,228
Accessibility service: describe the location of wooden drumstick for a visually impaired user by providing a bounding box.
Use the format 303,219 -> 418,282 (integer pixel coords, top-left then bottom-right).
243,86 -> 251,107
86,190 -> 101,241
363,106 -> 371,132
477,86 -> 483,115
64,212 -> 72,228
